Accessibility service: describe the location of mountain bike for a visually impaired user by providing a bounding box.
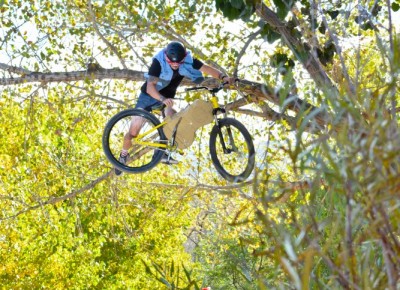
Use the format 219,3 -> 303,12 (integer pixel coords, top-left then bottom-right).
102,82 -> 255,182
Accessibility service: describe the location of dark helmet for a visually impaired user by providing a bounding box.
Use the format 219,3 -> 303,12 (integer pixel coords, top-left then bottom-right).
165,41 -> 187,62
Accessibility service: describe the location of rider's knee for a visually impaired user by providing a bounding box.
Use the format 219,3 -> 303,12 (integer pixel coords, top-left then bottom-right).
125,132 -> 136,139
165,107 -> 177,117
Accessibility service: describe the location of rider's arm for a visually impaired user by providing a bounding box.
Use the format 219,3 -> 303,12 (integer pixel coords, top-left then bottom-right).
146,59 -> 168,103
147,76 -> 173,107
146,76 -> 166,102
199,64 -> 234,84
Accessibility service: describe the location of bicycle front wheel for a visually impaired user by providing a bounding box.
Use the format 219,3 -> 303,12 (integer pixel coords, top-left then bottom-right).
102,109 -> 166,174
209,118 -> 255,182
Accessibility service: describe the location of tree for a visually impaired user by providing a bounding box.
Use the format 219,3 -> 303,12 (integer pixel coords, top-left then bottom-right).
1,0 -> 399,288
211,0 -> 400,288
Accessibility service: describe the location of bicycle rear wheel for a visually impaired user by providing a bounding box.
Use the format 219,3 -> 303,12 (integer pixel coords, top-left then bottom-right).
102,109 -> 166,173
209,118 -> 255,182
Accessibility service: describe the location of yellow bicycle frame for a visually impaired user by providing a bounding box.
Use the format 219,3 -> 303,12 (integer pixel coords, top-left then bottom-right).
210,95 -> 219,109
133,120 -> 168,149
134,95 -> 219,151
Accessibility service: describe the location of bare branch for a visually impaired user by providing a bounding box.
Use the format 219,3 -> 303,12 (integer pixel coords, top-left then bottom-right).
0,170 -> 113,221
255,3 -> 336,91
1,163 -> 323,220
0,65 -> 330,131
0,68 -> 144,86
233,29 -> 262,78
161,25 -> 226,73
318,5 -> 355,95
87,0 -> 128,69
66,83 -> 131,106
231,80 -> 329,128
0,63 -> 32,75
345,182 -> 358,286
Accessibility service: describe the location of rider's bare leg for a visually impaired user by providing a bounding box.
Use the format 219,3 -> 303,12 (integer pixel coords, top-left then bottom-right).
165,107 -> 176,117
121,107 -> 176,159
121,116 -> 145,153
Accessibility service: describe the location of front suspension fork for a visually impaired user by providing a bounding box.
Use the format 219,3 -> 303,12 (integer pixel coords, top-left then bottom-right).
211,96 -> 237,154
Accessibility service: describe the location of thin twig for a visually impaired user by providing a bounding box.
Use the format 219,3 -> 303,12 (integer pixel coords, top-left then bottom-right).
233,29 -> 262,78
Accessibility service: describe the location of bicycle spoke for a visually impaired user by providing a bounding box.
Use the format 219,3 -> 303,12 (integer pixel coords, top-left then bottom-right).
209,118 -> 255,182
216,126 -> 250,175
103,109 -> 165,173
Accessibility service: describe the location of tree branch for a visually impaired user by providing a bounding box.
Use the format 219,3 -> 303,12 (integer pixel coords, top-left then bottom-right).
231,79 -> 329,128
87,0 -> 128,69
0,170 -> 113,221
0,67 -> 144,85
0,63 -> 32,75
0,166 -> 322,220
255,3 -> 336,92
233,29 -> 262,78
0,65 -> 330,130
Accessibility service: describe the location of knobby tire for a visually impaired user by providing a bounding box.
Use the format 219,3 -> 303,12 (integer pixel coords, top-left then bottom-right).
209,118 -> 255,182
102,109 -> 165,174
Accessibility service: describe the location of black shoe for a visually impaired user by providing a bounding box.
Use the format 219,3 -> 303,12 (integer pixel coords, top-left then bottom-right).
160,154 -> 179,165
115,154 -> 129,176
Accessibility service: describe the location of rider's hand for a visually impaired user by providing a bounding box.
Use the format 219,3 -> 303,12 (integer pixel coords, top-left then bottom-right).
222,76 -> 236,85
162,98 -> 174,108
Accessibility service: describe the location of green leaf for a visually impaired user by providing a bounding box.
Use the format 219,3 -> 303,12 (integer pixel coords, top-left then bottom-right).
189,3 -> 196,12
371,5 -> 381,16
157,277 -> 172,287
318,22 -> 326,34
170,260 -> 174,275
230,0 -> 244,9
142,260 -> 154,275
392,2 -> 400,11
327,10 -> 339,19
260,23 -> 281,44
215,0 -> 255,21
182,263 -> 193,282
165,6 -> 174,18
272,0 -> 294,20
270,53 -> 288,67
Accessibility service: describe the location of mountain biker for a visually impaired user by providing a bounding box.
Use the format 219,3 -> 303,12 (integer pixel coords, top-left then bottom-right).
115,41 -> 235,175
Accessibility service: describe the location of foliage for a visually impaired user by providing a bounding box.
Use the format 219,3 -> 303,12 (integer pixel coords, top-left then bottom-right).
0,86 -> 200,288
1,0 -> 400,289
142,260 -> 201,289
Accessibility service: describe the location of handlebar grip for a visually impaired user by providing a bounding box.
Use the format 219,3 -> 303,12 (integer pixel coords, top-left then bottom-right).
185,87 -> 199,91
185,86 -> 207,92
222,79 -> 240,85
221,78 -> 240,86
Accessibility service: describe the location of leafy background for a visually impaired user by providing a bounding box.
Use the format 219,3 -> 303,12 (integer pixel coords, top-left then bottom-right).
1,0 -> 399,289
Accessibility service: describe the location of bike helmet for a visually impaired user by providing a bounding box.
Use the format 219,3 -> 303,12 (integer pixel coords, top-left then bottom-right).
165,41 -> 187,63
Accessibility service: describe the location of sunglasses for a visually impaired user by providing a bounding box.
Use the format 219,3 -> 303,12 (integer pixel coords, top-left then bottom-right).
165,52 -> 187,66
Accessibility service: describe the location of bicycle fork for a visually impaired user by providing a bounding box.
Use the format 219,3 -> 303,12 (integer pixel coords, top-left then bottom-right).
211,95 -> 238,154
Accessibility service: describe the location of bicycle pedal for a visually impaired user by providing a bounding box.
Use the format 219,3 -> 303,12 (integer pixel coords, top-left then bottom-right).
160,156 -> 179,165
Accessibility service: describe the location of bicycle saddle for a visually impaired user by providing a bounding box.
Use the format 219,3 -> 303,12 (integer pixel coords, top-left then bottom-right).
163,99 -> 213,149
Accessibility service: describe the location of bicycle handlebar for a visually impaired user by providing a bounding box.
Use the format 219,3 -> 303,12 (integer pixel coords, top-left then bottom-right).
185,81 -> 231,93
185,86 -> 208,92
151,79 -> 235,112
